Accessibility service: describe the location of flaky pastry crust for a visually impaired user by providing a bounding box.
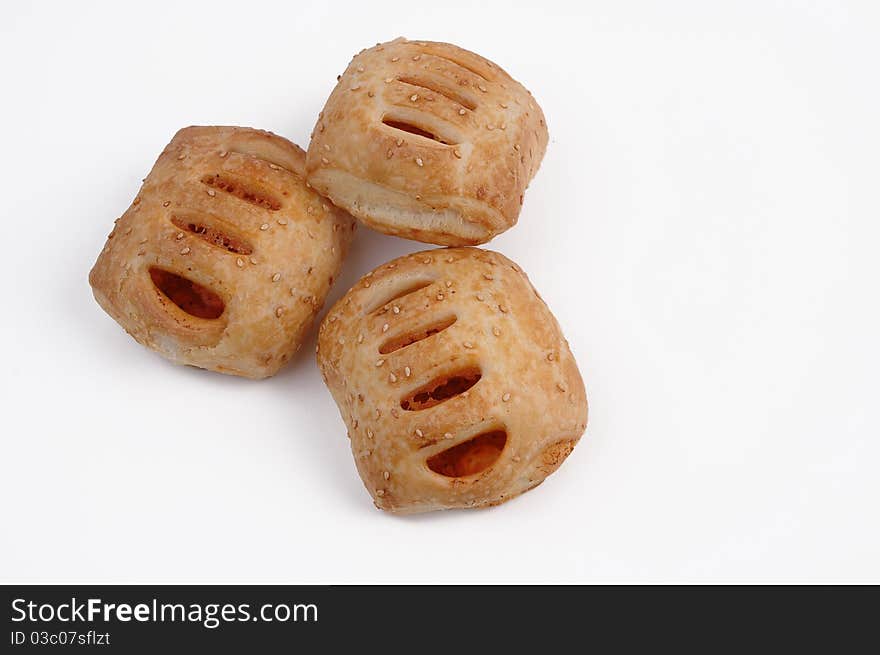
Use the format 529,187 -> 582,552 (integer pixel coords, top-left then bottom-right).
89,126 -> 355,379
317,247 -> 587,513
306,38 -> 548,246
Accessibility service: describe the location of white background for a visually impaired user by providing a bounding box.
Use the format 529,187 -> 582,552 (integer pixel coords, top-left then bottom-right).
1,1 -> 878,583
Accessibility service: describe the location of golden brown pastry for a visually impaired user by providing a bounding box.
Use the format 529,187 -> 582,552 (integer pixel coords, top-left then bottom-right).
306,38 -> 548,246
89,126 -> 355,379
317,247 -> 587,513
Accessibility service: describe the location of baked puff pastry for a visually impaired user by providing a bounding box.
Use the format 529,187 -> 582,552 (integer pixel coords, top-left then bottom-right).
317,247 -> 587,513
306,38 -> 548,246
89,126 -> 355,379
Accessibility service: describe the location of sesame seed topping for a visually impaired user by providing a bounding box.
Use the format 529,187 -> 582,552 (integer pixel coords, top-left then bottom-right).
446,281 -> 453,287
321,156 -> 330,165
367,429 -> 374,439
415,429 -> 423,438
444,432 -> 453,439
162,200 -> 171,207
250,257 -> 258,264
493,327 -> 502,336
436,293 -> 444,300
404,366 -> 411,377
415,157 -> 424,167
260,223 -> 270,230
177,153 -> 186,160
453,149 -> 462,158
175,232 -> 185,240
278,218 -> 288,225
384,77 -> 393,83
375,409 -> 381,419
396,138 -> 404,147
383,471 -> 390,480
180,247 -> 191,255
357,65 -> 365,72
219,150 -> 227,157
275,307 -> 284,317
389,372 -> 397,382
392,305 -> 400,314
207,189 -> 216,197
382,323 -> 389,333
236,258 -> 244,267
547,352 -> 555,361
272,273 -> 281,282
269,163 -> 281,170
463,341 -> 473,349
357,333 -> 364,344
412,55 -> 420,61
499,304 -> 508,313
502,393 -> 511,402
478,85 -> 487,92
483,273 -> 494,280
376,359 -> 385,367
350,84 -> 361,91
459,108 -> 467,115
410,94 -> 418,102
391,56 -> 399,62
500,102 -> 508,108
476,293 -> 485,301
376,489 -> 385,497
338,337 -> 345,345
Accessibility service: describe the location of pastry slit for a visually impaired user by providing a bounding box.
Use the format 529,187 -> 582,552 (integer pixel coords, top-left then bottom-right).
365,278 -> 433,314
170,216 -> 254,255
148,268 -> 224,319
400,367 -> 481,411
378,315 -> 456,354
396,75 -> 477,110
426,430 -> 507,477
200,174 -> 282,211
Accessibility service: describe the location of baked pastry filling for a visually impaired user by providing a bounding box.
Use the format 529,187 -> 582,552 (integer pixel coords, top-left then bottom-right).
426,429 -> 507,477
400,367 -> 482,411
148,267 -> 225,320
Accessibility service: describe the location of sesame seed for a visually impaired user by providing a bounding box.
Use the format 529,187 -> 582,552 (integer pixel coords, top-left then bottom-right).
357,65 -> 365,72
276,307 -> 284,317
415,429 -> 423,437
353,420 -> 359,429
386,149 -> 394,159
444,432 -> 453,439
391,56 -> 399,62
180,247 -> 191,255
483,273 -> 494,280
547,352 -> 555,361
493,327 -> 502,336
250,257 -> 258,264
260,223 -> 270,230
207,189 -> 216,197
162,200 -> 171,207
392,305 -> 400,314
389,372 -> 397,383
383,471 -> 390,480
463,341 -> 473,349
502,393 -> 511,402
368,91 -> 374,97
436,293 -> 444,300
499,304 -> 508,313
357,333 -> 364,344
410,94 -> 419,102
459,108 -> 467,115
487,124 -> 495,131
321,157 -> 330,165
396,138 -> 404,147
384,77 -> 393,83
329,315 -> 337,322
476,293 -> 485,301
272,273 -> 281,282
350,84 -> 361,91
219,150 -> 227,157
500,102 -> 508,108
367,429 -> 374,439
415,157 -> 424,167
453,149 -> 462,158
404,366 -> 411,377
446,281 -> 453,287
376,489 -> 385,497
278,218 -> 288,225
177,153 -> 186,160
375,409 -> 381,419
175,232 -> 185,240
412,55 -> 420,61
382,323 -> 389,333
478,84 -> 487,92
376,359 -> 385,367
236,258 -> 244,267
269,163 -> 281,170
338,337 -> 345,345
